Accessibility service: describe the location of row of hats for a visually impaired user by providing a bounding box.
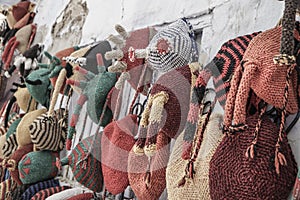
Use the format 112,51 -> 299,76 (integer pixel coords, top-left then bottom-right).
0,0 -> 299,200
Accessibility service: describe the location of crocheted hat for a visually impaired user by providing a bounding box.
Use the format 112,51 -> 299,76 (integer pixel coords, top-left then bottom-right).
2,118 -> 21,158
45,188 -> 86,200
66,54 -> 117,150
29,69 -> 68,152
167,113 -> 223,200
105,25 -> 156,95
18,151 -> 58,185
56,133 -> 103,192
1,23 -> 37,70
16,108 -> 47,147
30,185 -> 71,200
3,143 -> 33,185
0,179 -> 16,200
128,130 -> 171,200
21,178 -> 60,200
147,18 -> 195,72
25,68 -> 52,108
133,64 -> 193,156
67,192 -> 94,200
101,114 -> 138,195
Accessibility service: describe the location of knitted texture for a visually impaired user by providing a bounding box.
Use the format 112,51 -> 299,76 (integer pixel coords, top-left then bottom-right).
0,135 -> 6,159
16,108 -> 47,147
147,19 -> 194,72
128,130 -> 171,200
30,109 -> 68,151
134,64 -> 192,156
18,151 -> 58,185
10,184 -> 31,200
101,114 -> 138,195
58,133 -> 103,192
14,87 -> 36,112
0,114 -> 20,136
2,118 -> 21,158
21,179 -> 60,200
167,114 -> 223,200
30,185 -> 71,200
292,168 -> 300,200
66,192 -> 94,200
25,68 -> 52,108
0,179 -> 16,200
207,32 -> 261,109
6,144 -> 33,185
231,27 -> 298,126
45,187 -> 85,200
209,115 -> 297,199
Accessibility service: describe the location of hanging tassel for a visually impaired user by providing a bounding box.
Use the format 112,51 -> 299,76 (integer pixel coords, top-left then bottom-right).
245,143 -> 257,159
177,176 -> 186,187
274,143 -> 287,175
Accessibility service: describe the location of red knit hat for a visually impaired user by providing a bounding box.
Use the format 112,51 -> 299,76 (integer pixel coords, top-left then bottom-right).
101,114 -> 138,195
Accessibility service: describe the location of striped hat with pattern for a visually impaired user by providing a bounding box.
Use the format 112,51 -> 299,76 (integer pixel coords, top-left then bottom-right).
10,184 -> 31,200
2,118 -> 21,158
18,151 -> 58,185
21,179 -> 60,200
147,18 -> 194,72
31,185 -> 71,200
57,132 -> 102,192
0,179 -> 16,200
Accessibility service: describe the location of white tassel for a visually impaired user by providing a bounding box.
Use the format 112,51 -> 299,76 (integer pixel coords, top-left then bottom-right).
107,34 -> 125,48
108,61 -> 127,72
104,49 -> 124,60
115,24 -> 129,39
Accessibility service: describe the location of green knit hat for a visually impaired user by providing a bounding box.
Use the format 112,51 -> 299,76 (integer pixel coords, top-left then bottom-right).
18,150 -> 58,185
56,132 -> 102,192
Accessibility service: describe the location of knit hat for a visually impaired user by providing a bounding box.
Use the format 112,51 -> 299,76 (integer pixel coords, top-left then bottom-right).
25,68 -> 52,108
147,18 -> 195,72
18,151 -> 58,185
0,113 -> 19,137
0,135 -> 6,160
66,54 -> 117,150
29,69 -> 68,152
105,25 -> 156,95
16,108 -> 47,147
292,168 -> 300,200
21,178 -> 60,200
133,64 -> 193,156
45,188 -> 86,200
0,179 -> 17,200
56,133 -> 103,192
12,1 -> 35,22
31,185 -> 71,200
3,144 -> 33,185
128,129 -> 170,200
13,87 -> 36,112
2,118 -> 21,158
1,23 -> 37,70
101,114 -> 138,195
9,184 -> 31,200
66,192 -> 94,200
167,113 -> 223,200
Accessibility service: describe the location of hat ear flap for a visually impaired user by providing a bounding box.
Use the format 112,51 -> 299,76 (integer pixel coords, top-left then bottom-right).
115,24 -> 129,40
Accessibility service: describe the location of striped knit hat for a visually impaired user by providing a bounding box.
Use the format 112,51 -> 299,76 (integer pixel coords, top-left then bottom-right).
147,18 -> 195,72
57,133 -> 103,192
181,32 -> 260,159
21,179 -> 60,200
25,68 -> 52,108
4,144 -> 33,185
2,118 -> 21,158
66,54 -> 117,150
45,188 -> 86,200
101,114 -> 138,195
16,108 -> 47,148
0,179 -> 16,200
133,64 -> 193,156
18,151 -> 58,185
31,185 -> 71,200
10,184 -> 31,200
66,192 -> 94,200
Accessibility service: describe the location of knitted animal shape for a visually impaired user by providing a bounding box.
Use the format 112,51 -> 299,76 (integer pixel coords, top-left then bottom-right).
2,118 -> 21,158
147,18 -> 196,72
66,54 -> 117,150
56,133 -> 103,192
64,40 -> 112,93
1,23 -> 37,70
30,186 -> 71,200
25,68 -> 52,108
101,114 -> 138,195
66,192 -> 94,200
0,179 -> 16,200
29,69 -> 68,152
18,151 -> 58,185
16,108 -> 47,148
292,168 -> 300,200
167,114 -> 223,200
3,144 -> 33,185
4,43 -> 44,78
39,46 -> 79,94
45,188 -> 86,200
21,179 -> 60,200
133,64 -> 193,156
105,25 -> 156,95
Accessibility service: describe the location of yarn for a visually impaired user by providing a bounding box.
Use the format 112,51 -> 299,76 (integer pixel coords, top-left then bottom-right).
21,179 -> 60,200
